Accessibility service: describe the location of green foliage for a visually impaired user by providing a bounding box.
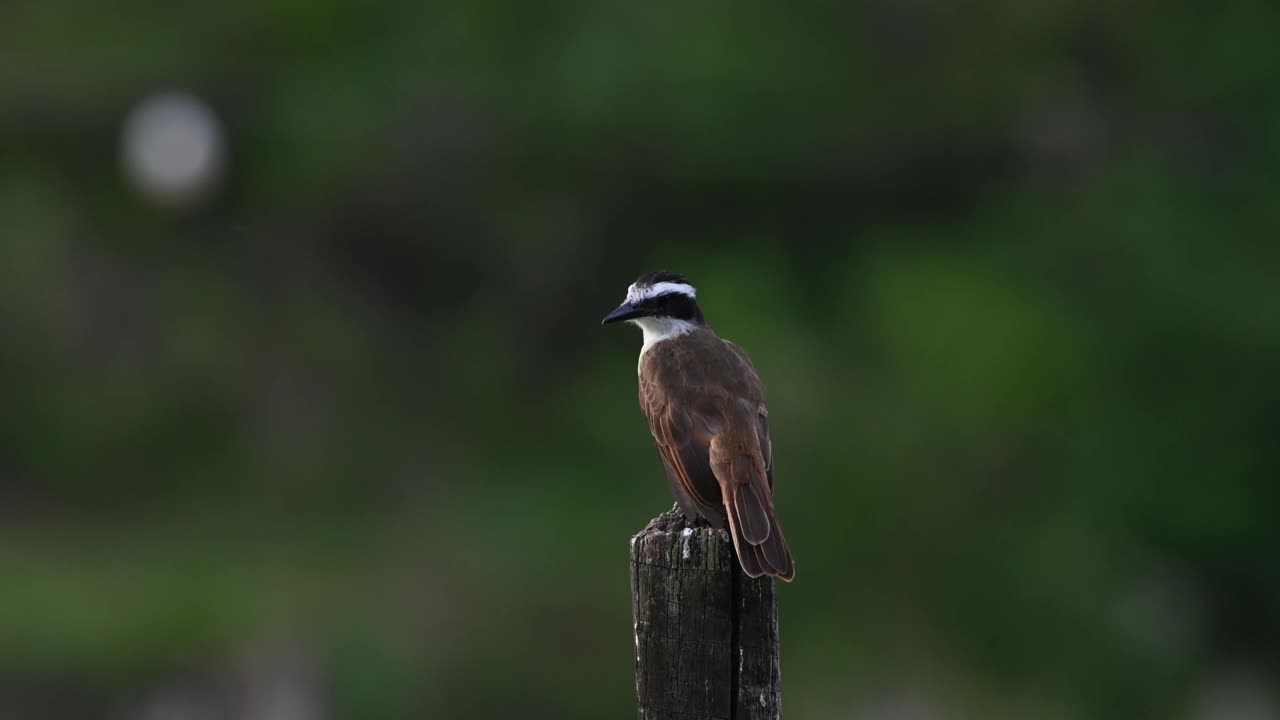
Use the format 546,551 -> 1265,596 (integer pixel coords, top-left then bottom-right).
1,0 -> 1278,717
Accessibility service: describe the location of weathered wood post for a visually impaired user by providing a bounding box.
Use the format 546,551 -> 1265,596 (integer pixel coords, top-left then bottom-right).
630,506 -> 782,720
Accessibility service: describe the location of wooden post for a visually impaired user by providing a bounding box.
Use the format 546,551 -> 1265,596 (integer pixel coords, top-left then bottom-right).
630,506 -> 782,720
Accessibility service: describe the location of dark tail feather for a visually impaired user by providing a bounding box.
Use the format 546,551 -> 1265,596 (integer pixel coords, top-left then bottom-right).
725,493 -> 795,582
713,442 -> 795,581
731,459 -> 771,545
756,513 -> 794,581
736,529 -> 765,578
722,497 -> 761,578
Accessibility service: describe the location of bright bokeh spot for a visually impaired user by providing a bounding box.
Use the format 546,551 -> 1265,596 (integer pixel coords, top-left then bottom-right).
121,91 -> 225,209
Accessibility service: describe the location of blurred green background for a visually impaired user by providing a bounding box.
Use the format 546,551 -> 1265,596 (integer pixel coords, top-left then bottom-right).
3,1 -> 1279,718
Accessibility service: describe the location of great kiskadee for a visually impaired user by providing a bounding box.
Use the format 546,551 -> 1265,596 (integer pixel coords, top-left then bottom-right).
602,271 -> 795,581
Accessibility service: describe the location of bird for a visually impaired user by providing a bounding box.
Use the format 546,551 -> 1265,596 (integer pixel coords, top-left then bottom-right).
602,270 -> 795,581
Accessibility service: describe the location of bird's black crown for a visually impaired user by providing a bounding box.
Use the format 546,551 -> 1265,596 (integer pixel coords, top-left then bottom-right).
632,270 -> 702,324
602,269 -> 704,325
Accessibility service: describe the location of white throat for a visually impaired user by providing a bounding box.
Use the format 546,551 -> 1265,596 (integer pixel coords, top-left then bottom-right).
632,316 -> 696,367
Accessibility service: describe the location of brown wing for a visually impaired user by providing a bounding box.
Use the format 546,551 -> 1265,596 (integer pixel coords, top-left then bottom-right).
710,423 -> 795,581
712,345 -> 794,581
640,377 -> 723,523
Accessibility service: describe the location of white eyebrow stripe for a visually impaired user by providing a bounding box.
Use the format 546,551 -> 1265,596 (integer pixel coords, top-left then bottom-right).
626,282 -> 696,303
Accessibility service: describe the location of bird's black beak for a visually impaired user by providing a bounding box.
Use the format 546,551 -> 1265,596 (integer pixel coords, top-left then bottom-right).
602,302 -> 643,325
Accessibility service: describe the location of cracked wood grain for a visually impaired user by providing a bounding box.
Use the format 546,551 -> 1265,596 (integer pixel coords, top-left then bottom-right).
630,506 -> 781,720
